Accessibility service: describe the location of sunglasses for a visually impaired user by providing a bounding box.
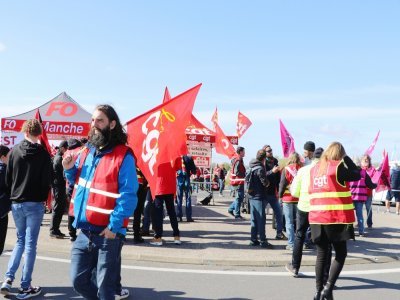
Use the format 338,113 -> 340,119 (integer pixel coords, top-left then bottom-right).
266,149 -> 273,153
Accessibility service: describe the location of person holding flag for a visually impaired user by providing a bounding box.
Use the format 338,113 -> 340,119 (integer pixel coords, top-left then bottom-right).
228,146 -> 246,219
360,155 -> 376,228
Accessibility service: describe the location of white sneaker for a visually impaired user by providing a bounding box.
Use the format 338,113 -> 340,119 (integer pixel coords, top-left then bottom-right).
115,288 -> 129,300
150,238 -> 163,246
0,278 -> 12,295
174,236 -> 182,245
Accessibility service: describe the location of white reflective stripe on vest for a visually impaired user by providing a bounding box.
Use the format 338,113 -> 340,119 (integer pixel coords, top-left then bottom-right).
77,178 -> 92,188
86,205 -> 114,215
89,187 -> 120,198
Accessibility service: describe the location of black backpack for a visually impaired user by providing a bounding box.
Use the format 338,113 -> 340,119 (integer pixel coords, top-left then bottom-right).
245,166 -> 263,196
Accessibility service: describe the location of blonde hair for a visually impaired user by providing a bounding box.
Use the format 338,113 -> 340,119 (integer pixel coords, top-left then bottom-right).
21,119 -> 43,137
318,142 -> 346,175
286,152 -> 302,166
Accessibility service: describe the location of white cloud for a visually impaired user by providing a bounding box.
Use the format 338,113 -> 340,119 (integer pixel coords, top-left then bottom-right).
0,43 -> 6,52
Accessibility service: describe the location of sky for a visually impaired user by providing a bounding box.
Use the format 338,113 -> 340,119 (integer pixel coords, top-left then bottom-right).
1,1 -> 400,164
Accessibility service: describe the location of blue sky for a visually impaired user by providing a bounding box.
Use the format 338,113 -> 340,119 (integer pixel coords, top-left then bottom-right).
1,1 -> 400,164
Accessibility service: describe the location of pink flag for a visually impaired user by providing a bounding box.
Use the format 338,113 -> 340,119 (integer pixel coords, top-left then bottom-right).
162,87 -> 171,103
279,119 -> 295,158
365,130 -> 380,156
236,111 -> 252,139
372,150 -> 391,192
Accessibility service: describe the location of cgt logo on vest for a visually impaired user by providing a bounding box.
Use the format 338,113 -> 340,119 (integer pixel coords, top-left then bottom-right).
313,175 -> 328,188
141,109 -> 175,176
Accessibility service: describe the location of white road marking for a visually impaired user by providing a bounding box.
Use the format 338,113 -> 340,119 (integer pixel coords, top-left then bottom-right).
3,252 -> 400,276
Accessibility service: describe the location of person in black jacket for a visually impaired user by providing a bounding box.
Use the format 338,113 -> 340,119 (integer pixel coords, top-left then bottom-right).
0,145 -> 11,256
1,119 -> 52,299
263,145 -> 285,239
50,140 -> 68,238
248,149 -> 272,248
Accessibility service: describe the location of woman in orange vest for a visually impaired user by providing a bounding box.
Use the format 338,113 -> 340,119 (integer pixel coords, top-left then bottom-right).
308,142 -> 360,300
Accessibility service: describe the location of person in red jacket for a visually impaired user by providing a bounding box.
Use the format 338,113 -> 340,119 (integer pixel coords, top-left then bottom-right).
150,157 -> 182,246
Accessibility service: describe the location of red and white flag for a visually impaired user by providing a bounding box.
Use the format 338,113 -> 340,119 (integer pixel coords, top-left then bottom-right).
279,119 -> 295,158
126,84 -> 201,195
34,109 -> 53,155
162,87 -> 171,103
372,150 -> 391,192
236,111 -> 252,139
211,107 -> 218,129
364,130 -> 380,156
214,122 -> 236,159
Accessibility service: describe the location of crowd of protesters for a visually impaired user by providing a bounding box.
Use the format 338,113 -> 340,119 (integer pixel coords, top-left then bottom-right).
0,104 -> 397,300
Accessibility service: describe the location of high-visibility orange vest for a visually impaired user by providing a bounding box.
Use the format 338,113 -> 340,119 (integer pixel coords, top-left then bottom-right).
69,145 -> 131,227
281,163 -> 300,203
308,160 -> 355,224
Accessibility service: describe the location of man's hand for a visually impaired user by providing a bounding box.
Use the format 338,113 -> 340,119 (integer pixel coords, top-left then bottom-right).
62,154 -> 75,170
100,228 -> 116,239
272,166 -> 280,173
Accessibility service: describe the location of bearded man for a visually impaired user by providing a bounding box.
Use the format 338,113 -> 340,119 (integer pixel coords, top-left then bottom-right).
63,105 -> 138,300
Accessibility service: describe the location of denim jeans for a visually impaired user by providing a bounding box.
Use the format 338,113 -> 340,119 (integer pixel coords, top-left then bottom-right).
218,179 -> 225,195
283,202 -> 297,247
264,195 -> 283,234
71,230 -> 124,300
353,201 -> 365,235
5,202 -> 44,289
250,199 -> 266,242
365,196 -> 373,227
228,185 -> 244,217
176,185 -> 192,219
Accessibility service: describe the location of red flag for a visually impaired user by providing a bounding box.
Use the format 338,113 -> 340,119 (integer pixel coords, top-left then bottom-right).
34,109 -> 53,155
279,119 -> 295,158
211,107 -> 218,129
372,150 -> 391,192
364,130 -> 380,156
162,87 -> 171,103
236,111 -> 252,139
214,122 -> 236,159
127,84 -> 201,195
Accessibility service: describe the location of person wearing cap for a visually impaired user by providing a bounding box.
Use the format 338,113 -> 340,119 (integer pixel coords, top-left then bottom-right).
50,140 -> 69,238
303,141 -> 316,166
286,147 -> 324,277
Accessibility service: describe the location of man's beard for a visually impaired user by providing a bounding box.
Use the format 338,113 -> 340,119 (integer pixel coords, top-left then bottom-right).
88,126 -> 111,149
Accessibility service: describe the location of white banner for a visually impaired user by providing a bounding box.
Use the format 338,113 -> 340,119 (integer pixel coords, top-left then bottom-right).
188,142 -> 211,157
0,131 -> 24,148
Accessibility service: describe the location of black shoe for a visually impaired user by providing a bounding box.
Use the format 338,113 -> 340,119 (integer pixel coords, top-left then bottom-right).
285,262 -> 299,277
70,236 -> 77,242
228,210 -> 235,217
178,217 -> 183,222
304,243 -> 314,250
140,229 -> 151,236
186,218 -> 195,222
275,233 -> 287,240
260,241 -> 273,249
235,215 -> 244,220
249,240 -> 260,246
50,231 -> 65,239
133,236 -> 145,244
320,283 -> 334,300
313,291 -> 322,300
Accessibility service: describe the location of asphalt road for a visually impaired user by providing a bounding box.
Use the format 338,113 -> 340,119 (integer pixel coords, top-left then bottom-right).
1,251 -> 399,300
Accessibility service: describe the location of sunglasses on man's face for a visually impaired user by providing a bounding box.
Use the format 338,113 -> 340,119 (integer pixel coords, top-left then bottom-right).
266,149 -> 273,153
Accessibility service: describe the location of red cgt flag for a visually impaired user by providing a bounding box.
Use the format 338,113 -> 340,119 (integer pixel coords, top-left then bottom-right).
211,107 -> 218,129
214,122 -> 236,159
34,109 -> 53,155
162,86 -> 171,103
126,84 -> 201,195
279,119 -> 295,158
236,111 -> 252,139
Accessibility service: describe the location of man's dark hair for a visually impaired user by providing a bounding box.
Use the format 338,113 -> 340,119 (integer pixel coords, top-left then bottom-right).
0,145 -> 10,157
95,104 -> 127,145
256,149 -> 266,161
236,146 -> 245,154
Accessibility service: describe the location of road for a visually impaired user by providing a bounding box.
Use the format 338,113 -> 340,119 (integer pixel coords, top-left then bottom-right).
1,250 -> 399,300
